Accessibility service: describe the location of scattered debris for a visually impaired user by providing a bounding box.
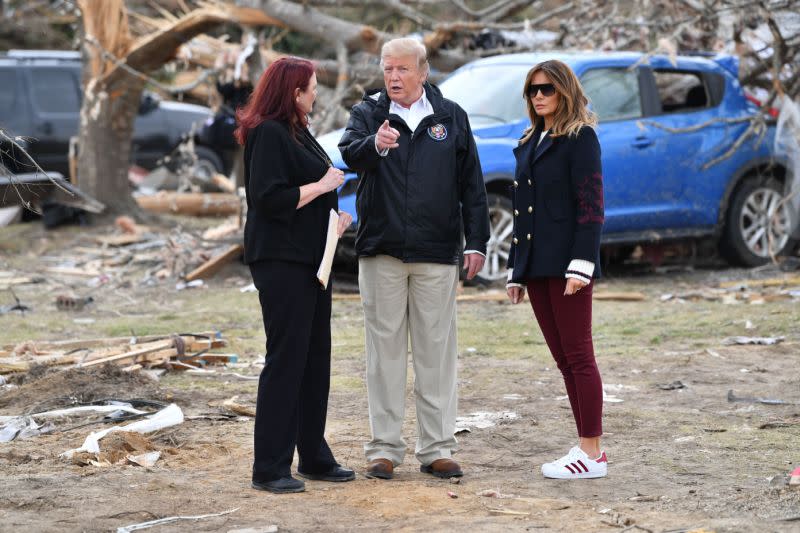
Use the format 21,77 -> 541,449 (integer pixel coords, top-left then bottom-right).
719,276 -> 800,289
449,477 -> 461,485
0,205 -> 22,226
455,411 -> 518,431
790,467 -> 800,486
0,290 -> 31,315
629,493 -> 661,502
447,491 -> 458,499
723,336 -> 785,345
185,244 -> 243,281
759,419 -> 800,429
477,489 -> 515,498
0,415 -> 53,442
176,279 -> 205,291
487,509 -> 530,516
116,507 -> 238,533
0,272 -> 45,290
126,450 -> 161,468
1,331 -> 233,375
227,527 -> 278,533
727,390 -> 797,406
502,394 -> 526,400
62,403 -> 184,458
603,389 -> 624,403
658,380 -> 687,390
593,291 -> 646,301
55,294 -> 94,311
222,396 -> 256,417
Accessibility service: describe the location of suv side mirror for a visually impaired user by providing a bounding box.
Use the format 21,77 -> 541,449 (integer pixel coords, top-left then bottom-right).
138,91 -> 160,115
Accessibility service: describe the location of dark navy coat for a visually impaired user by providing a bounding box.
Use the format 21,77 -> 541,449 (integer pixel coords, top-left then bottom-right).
507,123 -> 604,283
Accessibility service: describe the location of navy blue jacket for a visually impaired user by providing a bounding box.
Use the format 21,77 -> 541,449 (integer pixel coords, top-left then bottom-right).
338,82 -> 489,264
507,123 -> 604,283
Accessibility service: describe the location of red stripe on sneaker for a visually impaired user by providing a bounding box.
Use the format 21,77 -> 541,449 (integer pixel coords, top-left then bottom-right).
576,460 -> 589,472
564,464 -> 576,474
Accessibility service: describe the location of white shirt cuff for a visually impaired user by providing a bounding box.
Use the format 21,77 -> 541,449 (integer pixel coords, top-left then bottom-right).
506,270 -> 523,289
464,250 -> 484,257
374,135 -> 389,157
565,259 -> 594,283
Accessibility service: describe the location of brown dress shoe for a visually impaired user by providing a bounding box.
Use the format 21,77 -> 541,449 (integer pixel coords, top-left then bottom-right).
420,458 -> 463,478
365,458 -> 394,479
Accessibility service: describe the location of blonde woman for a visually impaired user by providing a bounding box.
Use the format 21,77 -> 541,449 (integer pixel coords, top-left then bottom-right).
505,60 -> 607,479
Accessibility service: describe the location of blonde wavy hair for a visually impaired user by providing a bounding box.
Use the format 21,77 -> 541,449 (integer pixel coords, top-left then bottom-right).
519,59 -> 597,145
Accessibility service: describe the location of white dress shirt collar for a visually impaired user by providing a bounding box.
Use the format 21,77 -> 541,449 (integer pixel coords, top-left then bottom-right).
389,89 -> 433,133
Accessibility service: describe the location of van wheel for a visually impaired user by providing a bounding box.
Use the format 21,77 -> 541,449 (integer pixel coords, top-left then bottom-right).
720,176 -> 796,266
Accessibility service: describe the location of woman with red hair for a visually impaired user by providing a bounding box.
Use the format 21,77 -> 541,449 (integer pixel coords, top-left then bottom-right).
236,57 -> 354,494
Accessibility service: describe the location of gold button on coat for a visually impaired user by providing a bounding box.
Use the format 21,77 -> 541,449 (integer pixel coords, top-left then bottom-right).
513,181 -> 518,187
526,234 -> 531,240
514,209 -> 519,216
528,179 -> 532,185
513,237 -> 518,244
528,206 -> 533,213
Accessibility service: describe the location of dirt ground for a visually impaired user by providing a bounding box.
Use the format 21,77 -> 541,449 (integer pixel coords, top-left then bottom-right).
1,221 -> 799,533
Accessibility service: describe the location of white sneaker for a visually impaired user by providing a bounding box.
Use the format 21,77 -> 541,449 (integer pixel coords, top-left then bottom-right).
541,446 -> 608,479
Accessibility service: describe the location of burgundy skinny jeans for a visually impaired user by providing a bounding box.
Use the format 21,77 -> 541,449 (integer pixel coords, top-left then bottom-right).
527,278 -> 603,438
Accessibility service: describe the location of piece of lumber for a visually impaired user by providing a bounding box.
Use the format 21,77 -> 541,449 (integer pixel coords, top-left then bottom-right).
0,277 -> 40,290
185,244 -> 244,281
719,276 -> 800,288
95,234 -> 145,246
2,332 -> 222,352
593,291 -> 646,301
78,338 -> 188,368
0,361 -> 30,373
211,173 -> 236,193
136,192 -> 240,216
222,396 -> 256,417
45,267 -> 102,277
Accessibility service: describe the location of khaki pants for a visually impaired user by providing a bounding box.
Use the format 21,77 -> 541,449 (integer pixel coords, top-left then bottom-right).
359,255 -> 459,466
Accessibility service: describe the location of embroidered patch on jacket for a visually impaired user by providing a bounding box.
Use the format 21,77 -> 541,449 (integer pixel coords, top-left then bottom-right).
428,123 -> 448,141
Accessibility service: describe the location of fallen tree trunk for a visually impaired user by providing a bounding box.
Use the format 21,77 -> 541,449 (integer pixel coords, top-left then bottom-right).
135,192 -> 241,216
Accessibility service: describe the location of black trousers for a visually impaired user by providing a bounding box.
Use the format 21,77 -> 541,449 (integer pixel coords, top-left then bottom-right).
249,260 -> 337,482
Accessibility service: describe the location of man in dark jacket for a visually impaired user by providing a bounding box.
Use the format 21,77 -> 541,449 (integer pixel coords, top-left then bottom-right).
339,37 -> 489,481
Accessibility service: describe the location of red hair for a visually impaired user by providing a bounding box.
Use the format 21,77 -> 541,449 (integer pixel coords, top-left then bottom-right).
234,57 -> 315,145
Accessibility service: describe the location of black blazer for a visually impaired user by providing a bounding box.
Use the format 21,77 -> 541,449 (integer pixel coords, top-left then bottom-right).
243,119 -> 338,266
507,124 -> 604,283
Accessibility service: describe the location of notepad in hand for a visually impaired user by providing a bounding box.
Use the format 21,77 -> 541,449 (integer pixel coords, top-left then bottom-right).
317,209 -> 340,289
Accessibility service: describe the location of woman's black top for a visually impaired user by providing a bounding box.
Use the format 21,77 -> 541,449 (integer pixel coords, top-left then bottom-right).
243,119 -> 338,267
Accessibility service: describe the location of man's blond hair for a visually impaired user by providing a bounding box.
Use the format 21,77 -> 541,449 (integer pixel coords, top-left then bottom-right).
380,38 -> 429,76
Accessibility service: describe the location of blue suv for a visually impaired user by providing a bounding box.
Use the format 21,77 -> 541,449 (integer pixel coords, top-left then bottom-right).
319,52 -> 793,283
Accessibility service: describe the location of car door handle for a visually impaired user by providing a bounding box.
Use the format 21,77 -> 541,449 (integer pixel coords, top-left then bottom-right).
631,136 -> 652,149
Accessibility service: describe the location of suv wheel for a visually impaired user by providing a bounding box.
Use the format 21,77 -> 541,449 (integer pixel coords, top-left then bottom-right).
474,192 -> 514,285
721,176 -> 796,266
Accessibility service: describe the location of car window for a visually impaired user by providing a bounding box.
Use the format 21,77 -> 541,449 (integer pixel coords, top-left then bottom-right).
653,70 -> 708,113
0,68 -> 17,121
580,68 -> 642,122
29,68 -> 80,114
440,64 -> 530,127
